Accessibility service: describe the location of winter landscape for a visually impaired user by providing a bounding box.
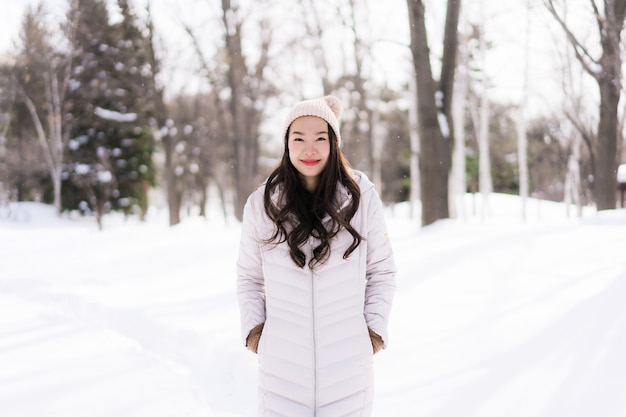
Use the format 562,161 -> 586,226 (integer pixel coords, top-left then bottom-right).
2,194 -> 626,417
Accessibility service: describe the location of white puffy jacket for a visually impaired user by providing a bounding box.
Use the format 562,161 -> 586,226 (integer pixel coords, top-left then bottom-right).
237,170 -> 396,417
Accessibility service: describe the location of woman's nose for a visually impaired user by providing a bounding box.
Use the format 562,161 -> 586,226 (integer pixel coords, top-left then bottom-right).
304,141 -> 316,154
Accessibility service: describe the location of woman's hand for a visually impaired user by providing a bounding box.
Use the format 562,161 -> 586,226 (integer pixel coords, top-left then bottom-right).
368,327 -> 384,354
246,322 -> 265,354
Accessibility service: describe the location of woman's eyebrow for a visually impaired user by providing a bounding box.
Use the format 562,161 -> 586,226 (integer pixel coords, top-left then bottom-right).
291,130 -> 328,135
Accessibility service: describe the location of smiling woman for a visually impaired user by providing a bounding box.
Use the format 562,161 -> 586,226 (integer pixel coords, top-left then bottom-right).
287,116 -> 331,192
236,95 -> 397,416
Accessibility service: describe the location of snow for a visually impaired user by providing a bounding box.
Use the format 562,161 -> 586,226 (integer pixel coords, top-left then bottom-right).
618,164 -> 626,183
1,194 -> 626,417
97,170 -> 113,183
75,163 -> 90,175
94,107 -> 138,123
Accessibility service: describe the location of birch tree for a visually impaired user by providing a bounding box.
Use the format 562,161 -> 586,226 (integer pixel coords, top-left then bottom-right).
516,0 -> 532,221
0,99 -> 11,201
11,3 -> 71,215
449,26 -> 469,220
473,18 -> 493,220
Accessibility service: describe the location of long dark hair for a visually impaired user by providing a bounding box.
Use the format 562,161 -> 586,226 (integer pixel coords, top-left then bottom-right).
263,124 -> 362,269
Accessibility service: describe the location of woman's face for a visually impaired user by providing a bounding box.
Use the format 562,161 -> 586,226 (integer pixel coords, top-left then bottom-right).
287,116 -> 331,192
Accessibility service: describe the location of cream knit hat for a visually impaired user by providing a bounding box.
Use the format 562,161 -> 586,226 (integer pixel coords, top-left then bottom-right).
282,95 -> 343,146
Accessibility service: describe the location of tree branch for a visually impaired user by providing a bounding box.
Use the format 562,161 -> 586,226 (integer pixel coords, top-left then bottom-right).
589,0 -> 604,39
544,0 -> 601,80
439,0 -> 460,119
14,78 -> 58,183
180,20 -> 221,86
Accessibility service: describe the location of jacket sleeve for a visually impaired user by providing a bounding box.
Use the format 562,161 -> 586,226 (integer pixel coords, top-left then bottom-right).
236,191 -> 266,346
363,189 -> 397,348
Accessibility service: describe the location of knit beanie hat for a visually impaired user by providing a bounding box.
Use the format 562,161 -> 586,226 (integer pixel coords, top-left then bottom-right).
282,95 -> 343,146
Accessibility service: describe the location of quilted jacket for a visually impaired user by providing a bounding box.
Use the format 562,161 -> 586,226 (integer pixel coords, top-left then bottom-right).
237,170 -> 396,417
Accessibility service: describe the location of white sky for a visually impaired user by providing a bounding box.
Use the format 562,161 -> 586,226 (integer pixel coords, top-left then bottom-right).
0,0 -> 599,119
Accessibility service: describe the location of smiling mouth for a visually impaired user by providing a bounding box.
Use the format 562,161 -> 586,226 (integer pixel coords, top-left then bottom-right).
301,159 -> 320,166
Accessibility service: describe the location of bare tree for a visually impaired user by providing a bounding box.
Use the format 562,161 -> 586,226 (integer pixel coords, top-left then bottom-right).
145,2 -> 183,225
449,25 -> 469,220
222,0 -> 252,221
301,0 -> 333,95
298,0 -> 379,184
0,97 -> 12,202
162,91 -> 229,222
406,0 -> 461,226
222,0 -> 277,220
72,154 -> 117,231
549,19 -> 595,217
408,76 -> 421,219
10,3 -> 74,215
468,13 -> 493,220
13,74 -> 66,214
516,0 -> 532,221
345,0 -> 375,178
545,0 -> 626,210
183,1 -> 274,221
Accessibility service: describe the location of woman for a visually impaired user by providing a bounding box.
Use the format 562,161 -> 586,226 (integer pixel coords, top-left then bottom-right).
237,95 -> 396,417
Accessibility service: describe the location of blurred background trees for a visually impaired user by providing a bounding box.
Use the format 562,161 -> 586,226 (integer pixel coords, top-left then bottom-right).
0,0 -> 624,228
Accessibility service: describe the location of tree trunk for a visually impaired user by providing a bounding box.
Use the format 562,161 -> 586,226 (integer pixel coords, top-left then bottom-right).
146,6 -> 178,225
302,0 -> 333,95
408,76 -> 421,219
593,1 -> 624,210
517,0 -> 531,221
163,134 -> 181,226
595,72 -> 620,209
407,0 -> 460,226
44,70 -> 65,216
18,73 -> 64,216
564,135 -> 582,217
449,25 -> 467,220
222,0 -> 254,221
545,0 -> 625,210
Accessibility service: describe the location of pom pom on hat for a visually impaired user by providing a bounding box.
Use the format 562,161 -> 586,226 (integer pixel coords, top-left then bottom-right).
282,95 -> 343,146
323,95 -> 343,120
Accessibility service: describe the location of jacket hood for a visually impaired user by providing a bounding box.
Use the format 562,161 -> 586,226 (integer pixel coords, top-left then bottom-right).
330,170 -> 375,216
352,169 -> 375,194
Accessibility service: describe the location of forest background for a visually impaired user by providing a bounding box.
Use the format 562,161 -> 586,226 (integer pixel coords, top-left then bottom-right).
1,0 -> 625,228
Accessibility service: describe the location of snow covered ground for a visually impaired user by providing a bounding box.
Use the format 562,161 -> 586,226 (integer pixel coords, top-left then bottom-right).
1,194 -> 626,417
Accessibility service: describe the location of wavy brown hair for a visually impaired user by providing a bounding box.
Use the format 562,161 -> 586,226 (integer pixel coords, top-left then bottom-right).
263,124 -> 363,269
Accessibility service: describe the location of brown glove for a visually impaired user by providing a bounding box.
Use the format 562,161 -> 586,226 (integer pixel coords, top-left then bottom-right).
246,322 -> 265,354
368,327 -> 384,354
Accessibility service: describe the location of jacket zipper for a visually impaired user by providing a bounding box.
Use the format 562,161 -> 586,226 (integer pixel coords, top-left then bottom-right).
309,236 -> 317,414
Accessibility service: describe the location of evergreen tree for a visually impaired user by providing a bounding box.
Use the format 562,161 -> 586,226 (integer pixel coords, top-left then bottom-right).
108,0 -> 156,219
64,0 -> 155,226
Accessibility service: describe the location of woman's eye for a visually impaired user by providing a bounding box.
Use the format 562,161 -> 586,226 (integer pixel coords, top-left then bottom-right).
317,137 -> 327,141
